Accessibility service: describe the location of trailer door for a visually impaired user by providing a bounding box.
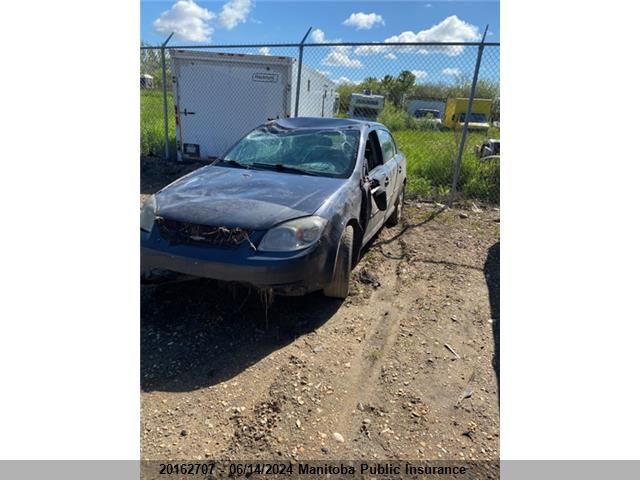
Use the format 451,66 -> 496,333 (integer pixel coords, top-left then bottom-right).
175,59 -> 291,160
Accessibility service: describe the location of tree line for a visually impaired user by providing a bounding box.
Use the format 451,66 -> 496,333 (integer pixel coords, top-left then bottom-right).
335,70 -> 499,117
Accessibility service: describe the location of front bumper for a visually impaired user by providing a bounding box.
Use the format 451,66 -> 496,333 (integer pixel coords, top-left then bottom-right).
141,227 -> 336,295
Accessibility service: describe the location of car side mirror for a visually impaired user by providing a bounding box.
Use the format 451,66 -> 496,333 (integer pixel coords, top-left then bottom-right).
372,188 -> 388,211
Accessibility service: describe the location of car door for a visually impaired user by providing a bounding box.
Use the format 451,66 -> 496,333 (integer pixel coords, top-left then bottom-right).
376,129 -> 400,207
362,130 -> 392,242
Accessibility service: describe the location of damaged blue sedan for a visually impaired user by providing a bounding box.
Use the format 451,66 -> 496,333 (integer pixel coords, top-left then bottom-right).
141,117 -> 406,298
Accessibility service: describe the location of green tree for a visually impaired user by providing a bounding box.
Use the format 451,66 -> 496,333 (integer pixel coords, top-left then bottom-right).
374,71 -> 416,108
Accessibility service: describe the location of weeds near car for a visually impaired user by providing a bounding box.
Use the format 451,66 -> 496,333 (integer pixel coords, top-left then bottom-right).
368,350 -> 381,363
259,288 -> 274,330
395,127 -> 500,204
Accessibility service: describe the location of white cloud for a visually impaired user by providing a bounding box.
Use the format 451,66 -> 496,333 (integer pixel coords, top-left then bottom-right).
343,12 -> 384,30
442,67 -> 461,77
153,0 -> 215,42
322,50 -> 363,68
318,70 -> 331,77
310,29 -> 347,46
425,3 -> 433,7
218,0 -> 253,29
334,76 -> 358,85
332,45 -> 351,53
411,70 -> 428,80
354,16 -> 480,57
310,28 -> 328,43
384,53 -> 397,60
311,29 -> 364,69
257,47 -> 270,56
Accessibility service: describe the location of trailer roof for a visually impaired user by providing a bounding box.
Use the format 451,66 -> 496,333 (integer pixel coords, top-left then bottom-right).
271,117 -> 385,131
170,48 -> 293,65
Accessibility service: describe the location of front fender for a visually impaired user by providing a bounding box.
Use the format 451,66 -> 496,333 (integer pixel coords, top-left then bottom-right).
315,181 -> 363,279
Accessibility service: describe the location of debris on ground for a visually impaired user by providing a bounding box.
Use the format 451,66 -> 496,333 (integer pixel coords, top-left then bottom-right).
357,268 -> 381,288
456,370 -> 477,408
444,343 -> 461,359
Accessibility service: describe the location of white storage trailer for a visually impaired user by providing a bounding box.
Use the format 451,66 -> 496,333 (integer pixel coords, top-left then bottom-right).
170,49 -> 336,161
347,93 -> 385,121
292,65 -> 337,119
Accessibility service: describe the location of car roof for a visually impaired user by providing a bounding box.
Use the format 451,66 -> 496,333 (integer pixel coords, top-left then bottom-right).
269,117 -> 386,132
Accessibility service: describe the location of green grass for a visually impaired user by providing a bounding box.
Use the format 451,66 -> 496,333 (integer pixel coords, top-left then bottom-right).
368,350 -> 381,363
140,91 -> 499,203
380,103 -> 499,203
394,128 -> 499,203
140,89 -> 176,157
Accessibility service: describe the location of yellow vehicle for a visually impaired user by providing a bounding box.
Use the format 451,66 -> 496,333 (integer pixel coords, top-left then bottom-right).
443,98 -> 493,131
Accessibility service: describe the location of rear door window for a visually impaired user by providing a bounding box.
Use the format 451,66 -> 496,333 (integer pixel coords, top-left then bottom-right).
376,130 -> 397,163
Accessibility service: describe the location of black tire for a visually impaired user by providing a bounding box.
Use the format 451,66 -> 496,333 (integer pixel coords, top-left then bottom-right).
323,225 -> 354,299
386,185 -> 405,227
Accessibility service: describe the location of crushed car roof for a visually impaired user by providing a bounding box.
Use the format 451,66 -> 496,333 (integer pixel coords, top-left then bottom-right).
269,117 -> 385,131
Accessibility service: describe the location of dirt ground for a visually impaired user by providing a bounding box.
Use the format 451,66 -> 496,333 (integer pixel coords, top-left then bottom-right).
140,158 -> 500,463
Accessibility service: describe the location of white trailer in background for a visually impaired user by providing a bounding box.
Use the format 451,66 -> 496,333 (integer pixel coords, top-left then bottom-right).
347,92 -> 385,121
333,92 -> 341,115
170,49 -> 336,161
140,74 -> 154,88
291,64 -> 337,119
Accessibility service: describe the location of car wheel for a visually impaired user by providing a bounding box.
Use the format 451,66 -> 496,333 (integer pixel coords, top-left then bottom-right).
386,185 -> 404,227
323,225 -> 354,299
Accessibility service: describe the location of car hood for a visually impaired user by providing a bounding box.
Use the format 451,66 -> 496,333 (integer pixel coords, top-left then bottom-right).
155,165 -> 347,230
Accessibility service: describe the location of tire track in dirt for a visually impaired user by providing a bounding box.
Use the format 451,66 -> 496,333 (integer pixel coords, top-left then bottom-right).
219,233 -> 409,459
321,227 -> 411,456
219,304 -> 356,459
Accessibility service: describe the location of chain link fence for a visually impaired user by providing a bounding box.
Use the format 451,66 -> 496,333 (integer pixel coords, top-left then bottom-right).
141,38 -> 499,202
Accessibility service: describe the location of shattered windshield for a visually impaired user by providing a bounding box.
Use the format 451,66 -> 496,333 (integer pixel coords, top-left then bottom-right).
222,126 -> 360,178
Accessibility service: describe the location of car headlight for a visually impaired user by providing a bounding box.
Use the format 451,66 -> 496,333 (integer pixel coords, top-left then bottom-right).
258,216 -> 327,252
140,195 -> 157,233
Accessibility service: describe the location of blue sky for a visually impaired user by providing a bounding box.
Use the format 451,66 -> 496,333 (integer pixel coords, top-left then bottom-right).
140,1 -> 500,84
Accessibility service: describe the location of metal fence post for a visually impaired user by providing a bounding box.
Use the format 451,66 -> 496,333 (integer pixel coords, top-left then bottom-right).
449,25 -> 489,205
160,32 -> 174,160
294,27 -> 312,117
